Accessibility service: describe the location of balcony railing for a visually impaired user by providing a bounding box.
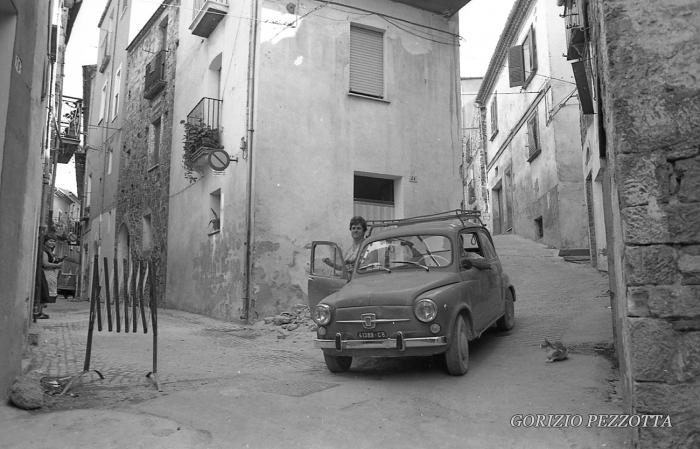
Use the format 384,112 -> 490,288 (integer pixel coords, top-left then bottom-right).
144,50 -> 167,99
56,97 -> 83,163
187,97 -> 222,128
184,97 -> 223,163
190,0 -> 229,38
563,0 -> 586,60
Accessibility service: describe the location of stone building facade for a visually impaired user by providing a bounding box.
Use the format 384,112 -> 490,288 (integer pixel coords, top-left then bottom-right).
115,1 -> 178,304
587,0 -> 700,446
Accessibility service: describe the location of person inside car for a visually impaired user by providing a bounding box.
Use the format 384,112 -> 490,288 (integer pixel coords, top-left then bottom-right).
323,215 -> 367,273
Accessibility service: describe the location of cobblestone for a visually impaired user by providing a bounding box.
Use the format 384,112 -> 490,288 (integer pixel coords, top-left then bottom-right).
26,300 -> 324,392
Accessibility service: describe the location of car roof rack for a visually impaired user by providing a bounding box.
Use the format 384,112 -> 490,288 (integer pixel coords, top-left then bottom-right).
365,210 -> 484,237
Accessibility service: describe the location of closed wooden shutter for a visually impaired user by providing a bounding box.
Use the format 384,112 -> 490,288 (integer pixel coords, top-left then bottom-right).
350,25 -> 384,98
508,45 -> 525,87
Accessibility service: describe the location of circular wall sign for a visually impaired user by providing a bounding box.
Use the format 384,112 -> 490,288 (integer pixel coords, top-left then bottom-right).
208,148 -> 231,171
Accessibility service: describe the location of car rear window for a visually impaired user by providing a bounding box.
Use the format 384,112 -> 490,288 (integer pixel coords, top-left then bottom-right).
356,235 -> 453,271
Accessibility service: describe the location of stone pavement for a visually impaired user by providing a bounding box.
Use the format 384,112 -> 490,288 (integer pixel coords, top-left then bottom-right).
24,298 -> 323,392
1,234 -> 624,449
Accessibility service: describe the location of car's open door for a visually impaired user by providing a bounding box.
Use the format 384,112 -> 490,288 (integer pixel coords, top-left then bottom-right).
308,241 -> 349,309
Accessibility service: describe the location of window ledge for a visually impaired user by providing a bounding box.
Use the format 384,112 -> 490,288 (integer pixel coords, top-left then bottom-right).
348,92 -> 390,104
527,149 -> 542,163
148,164 -> 159,173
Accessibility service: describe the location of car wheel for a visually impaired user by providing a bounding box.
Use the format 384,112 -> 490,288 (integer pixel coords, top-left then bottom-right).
445,315 -> 469,376
497,289 -> 515,331
323,353 -> 352,373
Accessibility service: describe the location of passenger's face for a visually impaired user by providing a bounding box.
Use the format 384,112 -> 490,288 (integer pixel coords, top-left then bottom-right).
350,225 -> 364,240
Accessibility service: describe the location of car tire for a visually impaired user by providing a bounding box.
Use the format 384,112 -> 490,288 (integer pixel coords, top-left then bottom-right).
323,353 -> 352,373
496,289 -> 515,331
445,315 -> 469,376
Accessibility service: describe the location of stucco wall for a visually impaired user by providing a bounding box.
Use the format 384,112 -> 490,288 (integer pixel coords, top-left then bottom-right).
593,0 -> 700,446
166,0 -> 463,320
0,0 -> 51,400
166,0 -> 252,319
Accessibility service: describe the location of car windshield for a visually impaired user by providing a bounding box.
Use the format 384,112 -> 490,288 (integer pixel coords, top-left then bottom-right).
356,234 -> 453,272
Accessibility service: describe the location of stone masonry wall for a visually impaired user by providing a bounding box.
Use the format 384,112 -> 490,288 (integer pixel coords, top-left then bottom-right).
593,0 -> 700,447
116,5 -> 179,307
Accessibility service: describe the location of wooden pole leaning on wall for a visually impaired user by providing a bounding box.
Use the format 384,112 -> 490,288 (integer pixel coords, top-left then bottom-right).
138,261 -> 148,334
145,261 -> 161,392
61,256 -> 162,394
123,258 -> 129,333
131,262 -> 138,333
61,255 -> 105,394
103,257 -> 113,332
114,256 -> 121,333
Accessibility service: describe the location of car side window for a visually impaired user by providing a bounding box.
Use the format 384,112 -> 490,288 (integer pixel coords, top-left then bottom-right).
479,232 -> 498,260
459,232 -> 485,264
311,243 -> 345,277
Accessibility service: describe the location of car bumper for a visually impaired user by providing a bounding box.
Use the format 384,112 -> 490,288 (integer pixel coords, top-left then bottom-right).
315,333 -> 447,351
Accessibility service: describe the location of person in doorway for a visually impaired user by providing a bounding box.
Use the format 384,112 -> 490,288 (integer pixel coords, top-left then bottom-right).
323,216 -> 367,273
38,234 -> 63,319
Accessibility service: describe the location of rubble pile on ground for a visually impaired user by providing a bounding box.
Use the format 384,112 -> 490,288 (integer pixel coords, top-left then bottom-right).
261,304 -> 317,339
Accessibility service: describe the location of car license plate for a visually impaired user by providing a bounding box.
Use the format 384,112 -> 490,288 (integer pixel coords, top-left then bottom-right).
357,331 -> 387,339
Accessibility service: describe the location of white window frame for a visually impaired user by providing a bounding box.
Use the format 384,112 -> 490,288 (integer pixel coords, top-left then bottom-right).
112,65 -> 121,120
99,80 -> 108,123
489,95 -> 498,140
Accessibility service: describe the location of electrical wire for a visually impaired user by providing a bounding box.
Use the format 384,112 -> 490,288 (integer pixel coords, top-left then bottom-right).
132,0 -> 296,26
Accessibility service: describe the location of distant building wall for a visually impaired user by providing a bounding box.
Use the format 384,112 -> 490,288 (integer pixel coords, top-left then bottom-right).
476,0 -> 587,250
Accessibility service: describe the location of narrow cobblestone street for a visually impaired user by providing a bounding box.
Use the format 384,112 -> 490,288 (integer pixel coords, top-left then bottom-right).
1,234 -> 626,449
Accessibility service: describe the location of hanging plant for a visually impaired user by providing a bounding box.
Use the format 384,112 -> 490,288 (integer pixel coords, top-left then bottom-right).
180,120 -> 223,183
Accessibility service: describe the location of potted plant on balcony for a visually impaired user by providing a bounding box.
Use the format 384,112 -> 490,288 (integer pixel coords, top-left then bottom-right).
181,120 -> 223,183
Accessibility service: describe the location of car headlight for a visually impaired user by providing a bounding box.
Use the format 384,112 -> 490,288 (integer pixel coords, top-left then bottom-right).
414,298 -> 437,322
312,304 -> 331,325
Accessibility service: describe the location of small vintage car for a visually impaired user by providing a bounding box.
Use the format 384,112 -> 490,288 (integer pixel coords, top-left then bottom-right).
308,210 -> 515,376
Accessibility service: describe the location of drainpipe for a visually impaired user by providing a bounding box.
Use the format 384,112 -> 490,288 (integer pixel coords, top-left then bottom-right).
452,25 -> 463,209
242,0 -> 259,322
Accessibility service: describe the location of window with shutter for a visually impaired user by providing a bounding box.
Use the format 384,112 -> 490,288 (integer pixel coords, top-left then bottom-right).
349,25 -> 384,99
508,25 -> 538,88
526,113 -> 541,161
523,26 -> 537,85
490,95 -> 499,139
